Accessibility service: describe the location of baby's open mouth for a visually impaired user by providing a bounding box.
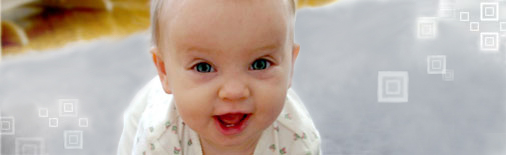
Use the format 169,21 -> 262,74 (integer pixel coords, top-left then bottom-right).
213,113 -> 251,135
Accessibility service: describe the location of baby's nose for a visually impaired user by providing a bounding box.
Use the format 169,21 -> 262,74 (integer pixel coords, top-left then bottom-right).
218,79 -> 250,102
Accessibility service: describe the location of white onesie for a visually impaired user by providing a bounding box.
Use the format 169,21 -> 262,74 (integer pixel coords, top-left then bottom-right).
117,77 -> 321,155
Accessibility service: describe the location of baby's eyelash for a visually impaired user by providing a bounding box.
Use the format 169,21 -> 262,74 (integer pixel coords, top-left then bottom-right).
250,58 -> 274,70
191,62 -> 216,73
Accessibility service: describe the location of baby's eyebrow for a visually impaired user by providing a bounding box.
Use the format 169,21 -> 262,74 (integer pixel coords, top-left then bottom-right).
250,44 -> 280,53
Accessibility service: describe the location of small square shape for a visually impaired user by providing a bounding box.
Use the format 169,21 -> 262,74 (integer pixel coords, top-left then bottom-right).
443,69 -> 455,81
59,99 -> 78,117
427,55 -> 447,74
49,118 -> 58,127
481,3 -> 499,21
64,130 -> 83,149
38,108 -> 48,117
470,22 -> 480,31
500,22 -> 506,31
460,12 -> 469,21
417,18 -> 437,39
480,32 -> 499,52
378,71 -> 409,103
79,118 -> 88,127
0,117 -> 15,135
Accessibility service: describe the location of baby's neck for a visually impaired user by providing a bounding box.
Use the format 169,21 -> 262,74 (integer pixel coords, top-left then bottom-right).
200,135 -> 260,155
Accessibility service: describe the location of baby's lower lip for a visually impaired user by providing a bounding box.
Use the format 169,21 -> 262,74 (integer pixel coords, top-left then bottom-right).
213,114 -> 251,136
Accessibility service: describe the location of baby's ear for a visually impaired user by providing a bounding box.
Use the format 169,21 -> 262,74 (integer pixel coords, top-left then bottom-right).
151,47 -> 173,94
288,43 -> 300,88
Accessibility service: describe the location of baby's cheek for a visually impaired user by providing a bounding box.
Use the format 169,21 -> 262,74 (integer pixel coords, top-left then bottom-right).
255,89 -> 286,126
174,93 -> 213,130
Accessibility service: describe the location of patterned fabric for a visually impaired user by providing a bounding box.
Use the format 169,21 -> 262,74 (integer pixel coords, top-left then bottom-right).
118,77 -> 321,155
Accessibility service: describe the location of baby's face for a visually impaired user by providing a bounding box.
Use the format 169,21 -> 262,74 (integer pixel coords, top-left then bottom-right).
153,0 -> 298,148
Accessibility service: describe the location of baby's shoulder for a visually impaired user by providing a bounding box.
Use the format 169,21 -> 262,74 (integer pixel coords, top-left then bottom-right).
265,89 -> 322,154
130,77 -> 183,154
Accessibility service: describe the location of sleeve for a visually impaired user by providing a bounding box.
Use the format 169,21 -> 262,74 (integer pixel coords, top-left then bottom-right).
276,88 -> 322,155
117,77 -> 159,155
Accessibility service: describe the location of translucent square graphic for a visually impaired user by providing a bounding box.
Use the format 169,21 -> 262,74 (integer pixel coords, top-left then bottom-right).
15,137 -> 45,155
500,22 -> 506,31
49,118 -> 58,127
64,130 -> 83,149
79,118 -> 88,127
417,18 -> 437,39
443,69 -> 454,81
38,108 -> 48,117
378,71 -> 409,103
470,22 -> 479,31
480,3 -> 499,21
427,55 -> 447,74
385,80 -> 401,95
480,32 -> 499,52
69,135 -> 78,144
59,99 -> 78,117
459,12 -> 469,21
432,60 -> 442,69
485,8 -> 495,16
63,102 -> 73,112
0,116 -> 15,135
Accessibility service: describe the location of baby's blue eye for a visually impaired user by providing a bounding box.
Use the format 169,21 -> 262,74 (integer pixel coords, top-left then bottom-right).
250,59 -> 271,70
194,62 -> 214,73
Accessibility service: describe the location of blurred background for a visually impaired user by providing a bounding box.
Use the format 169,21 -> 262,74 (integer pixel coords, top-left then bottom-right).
1,0 -> 506,154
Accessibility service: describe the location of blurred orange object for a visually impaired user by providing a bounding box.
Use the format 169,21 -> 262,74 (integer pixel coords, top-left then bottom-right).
1,0 -> 149,57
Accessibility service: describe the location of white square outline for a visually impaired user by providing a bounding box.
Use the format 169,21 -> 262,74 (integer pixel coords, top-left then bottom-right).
59,99 -> 78,117
378,71 -> 409,103
15,137 -> 45,155
500,22 -> 506,32
64,130 -> 83,149
0,116 -> 15,135
480,3 -> 499,21
485,7 -> 495,17
1,120 -> 11,130
470,22 -> 480,31
443,69 -> 455,81
417,18 -> 437,39
480,32 -> 499,52
427,55 -> 447,74
485,37 -> 495,46
459,12 -> 469,21
38,108 -> 48,117
385,80 -> 401,95
49,118 -> 58,128
79,118 -> 88,127
63,102 -> 73,113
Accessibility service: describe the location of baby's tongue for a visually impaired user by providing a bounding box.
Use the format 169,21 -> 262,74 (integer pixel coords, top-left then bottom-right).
218,114 -> 243,124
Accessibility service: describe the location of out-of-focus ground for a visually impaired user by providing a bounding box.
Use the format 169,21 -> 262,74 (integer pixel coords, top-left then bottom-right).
1,0 -> 506,154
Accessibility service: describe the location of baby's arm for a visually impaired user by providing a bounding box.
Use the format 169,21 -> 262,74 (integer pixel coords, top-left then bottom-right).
117,77 -> 159,155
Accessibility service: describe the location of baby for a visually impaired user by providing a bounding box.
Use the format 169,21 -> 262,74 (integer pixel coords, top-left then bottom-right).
118,0 -> 332,154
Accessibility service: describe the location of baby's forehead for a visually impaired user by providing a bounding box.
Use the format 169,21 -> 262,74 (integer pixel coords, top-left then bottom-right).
152,0 -> 295,49
158,0 -> 293,53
